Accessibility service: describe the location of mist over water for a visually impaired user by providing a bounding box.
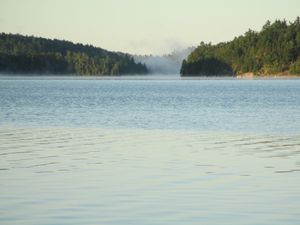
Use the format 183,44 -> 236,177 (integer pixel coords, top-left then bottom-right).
134,48 -> 194,75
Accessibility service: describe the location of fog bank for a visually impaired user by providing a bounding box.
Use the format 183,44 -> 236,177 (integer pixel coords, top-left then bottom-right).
134,47 -> 194,75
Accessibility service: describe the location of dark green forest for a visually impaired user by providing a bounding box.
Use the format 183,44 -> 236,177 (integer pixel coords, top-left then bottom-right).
181,17 -> 300,76
0,33 -> 147,75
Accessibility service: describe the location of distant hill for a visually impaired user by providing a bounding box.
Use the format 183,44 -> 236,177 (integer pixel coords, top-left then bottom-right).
0,33 -> 147,75
134,47 -> 194,75
181,18 -> 300,76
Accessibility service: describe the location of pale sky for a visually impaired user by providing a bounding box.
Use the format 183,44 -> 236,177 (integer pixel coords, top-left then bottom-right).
0,0 -> 299,55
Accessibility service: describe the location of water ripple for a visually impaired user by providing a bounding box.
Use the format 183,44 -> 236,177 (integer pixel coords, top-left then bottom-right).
0,127 -> 300,225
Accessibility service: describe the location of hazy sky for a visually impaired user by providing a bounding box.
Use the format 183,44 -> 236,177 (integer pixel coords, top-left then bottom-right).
0,0 -> 299,55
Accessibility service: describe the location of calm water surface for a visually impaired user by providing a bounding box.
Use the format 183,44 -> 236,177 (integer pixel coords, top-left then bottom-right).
0,77 -> 300,224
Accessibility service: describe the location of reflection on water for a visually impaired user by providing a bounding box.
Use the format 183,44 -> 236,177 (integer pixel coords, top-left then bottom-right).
1,127 -> 300,225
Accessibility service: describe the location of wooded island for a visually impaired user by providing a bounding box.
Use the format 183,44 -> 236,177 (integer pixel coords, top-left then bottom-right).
181,18 -> 300,76
0,33 -> 147,75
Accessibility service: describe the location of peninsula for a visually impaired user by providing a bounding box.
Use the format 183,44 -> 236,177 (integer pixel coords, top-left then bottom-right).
0,33 -> 147,75
181,18 -> 300,77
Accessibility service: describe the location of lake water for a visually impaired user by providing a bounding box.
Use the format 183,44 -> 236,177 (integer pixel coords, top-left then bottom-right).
0,77 -> 300,225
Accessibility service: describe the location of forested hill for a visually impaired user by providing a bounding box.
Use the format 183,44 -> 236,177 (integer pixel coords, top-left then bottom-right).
181,18 -> 300,76
0,33 -> 147,75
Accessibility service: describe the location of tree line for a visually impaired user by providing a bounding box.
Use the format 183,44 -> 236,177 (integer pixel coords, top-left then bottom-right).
0,33 -> 147,75
181,17 -> 300,76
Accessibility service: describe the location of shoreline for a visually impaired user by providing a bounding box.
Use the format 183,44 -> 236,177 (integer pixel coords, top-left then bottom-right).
1,74 -> 300,80
237,72 -> 300,79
